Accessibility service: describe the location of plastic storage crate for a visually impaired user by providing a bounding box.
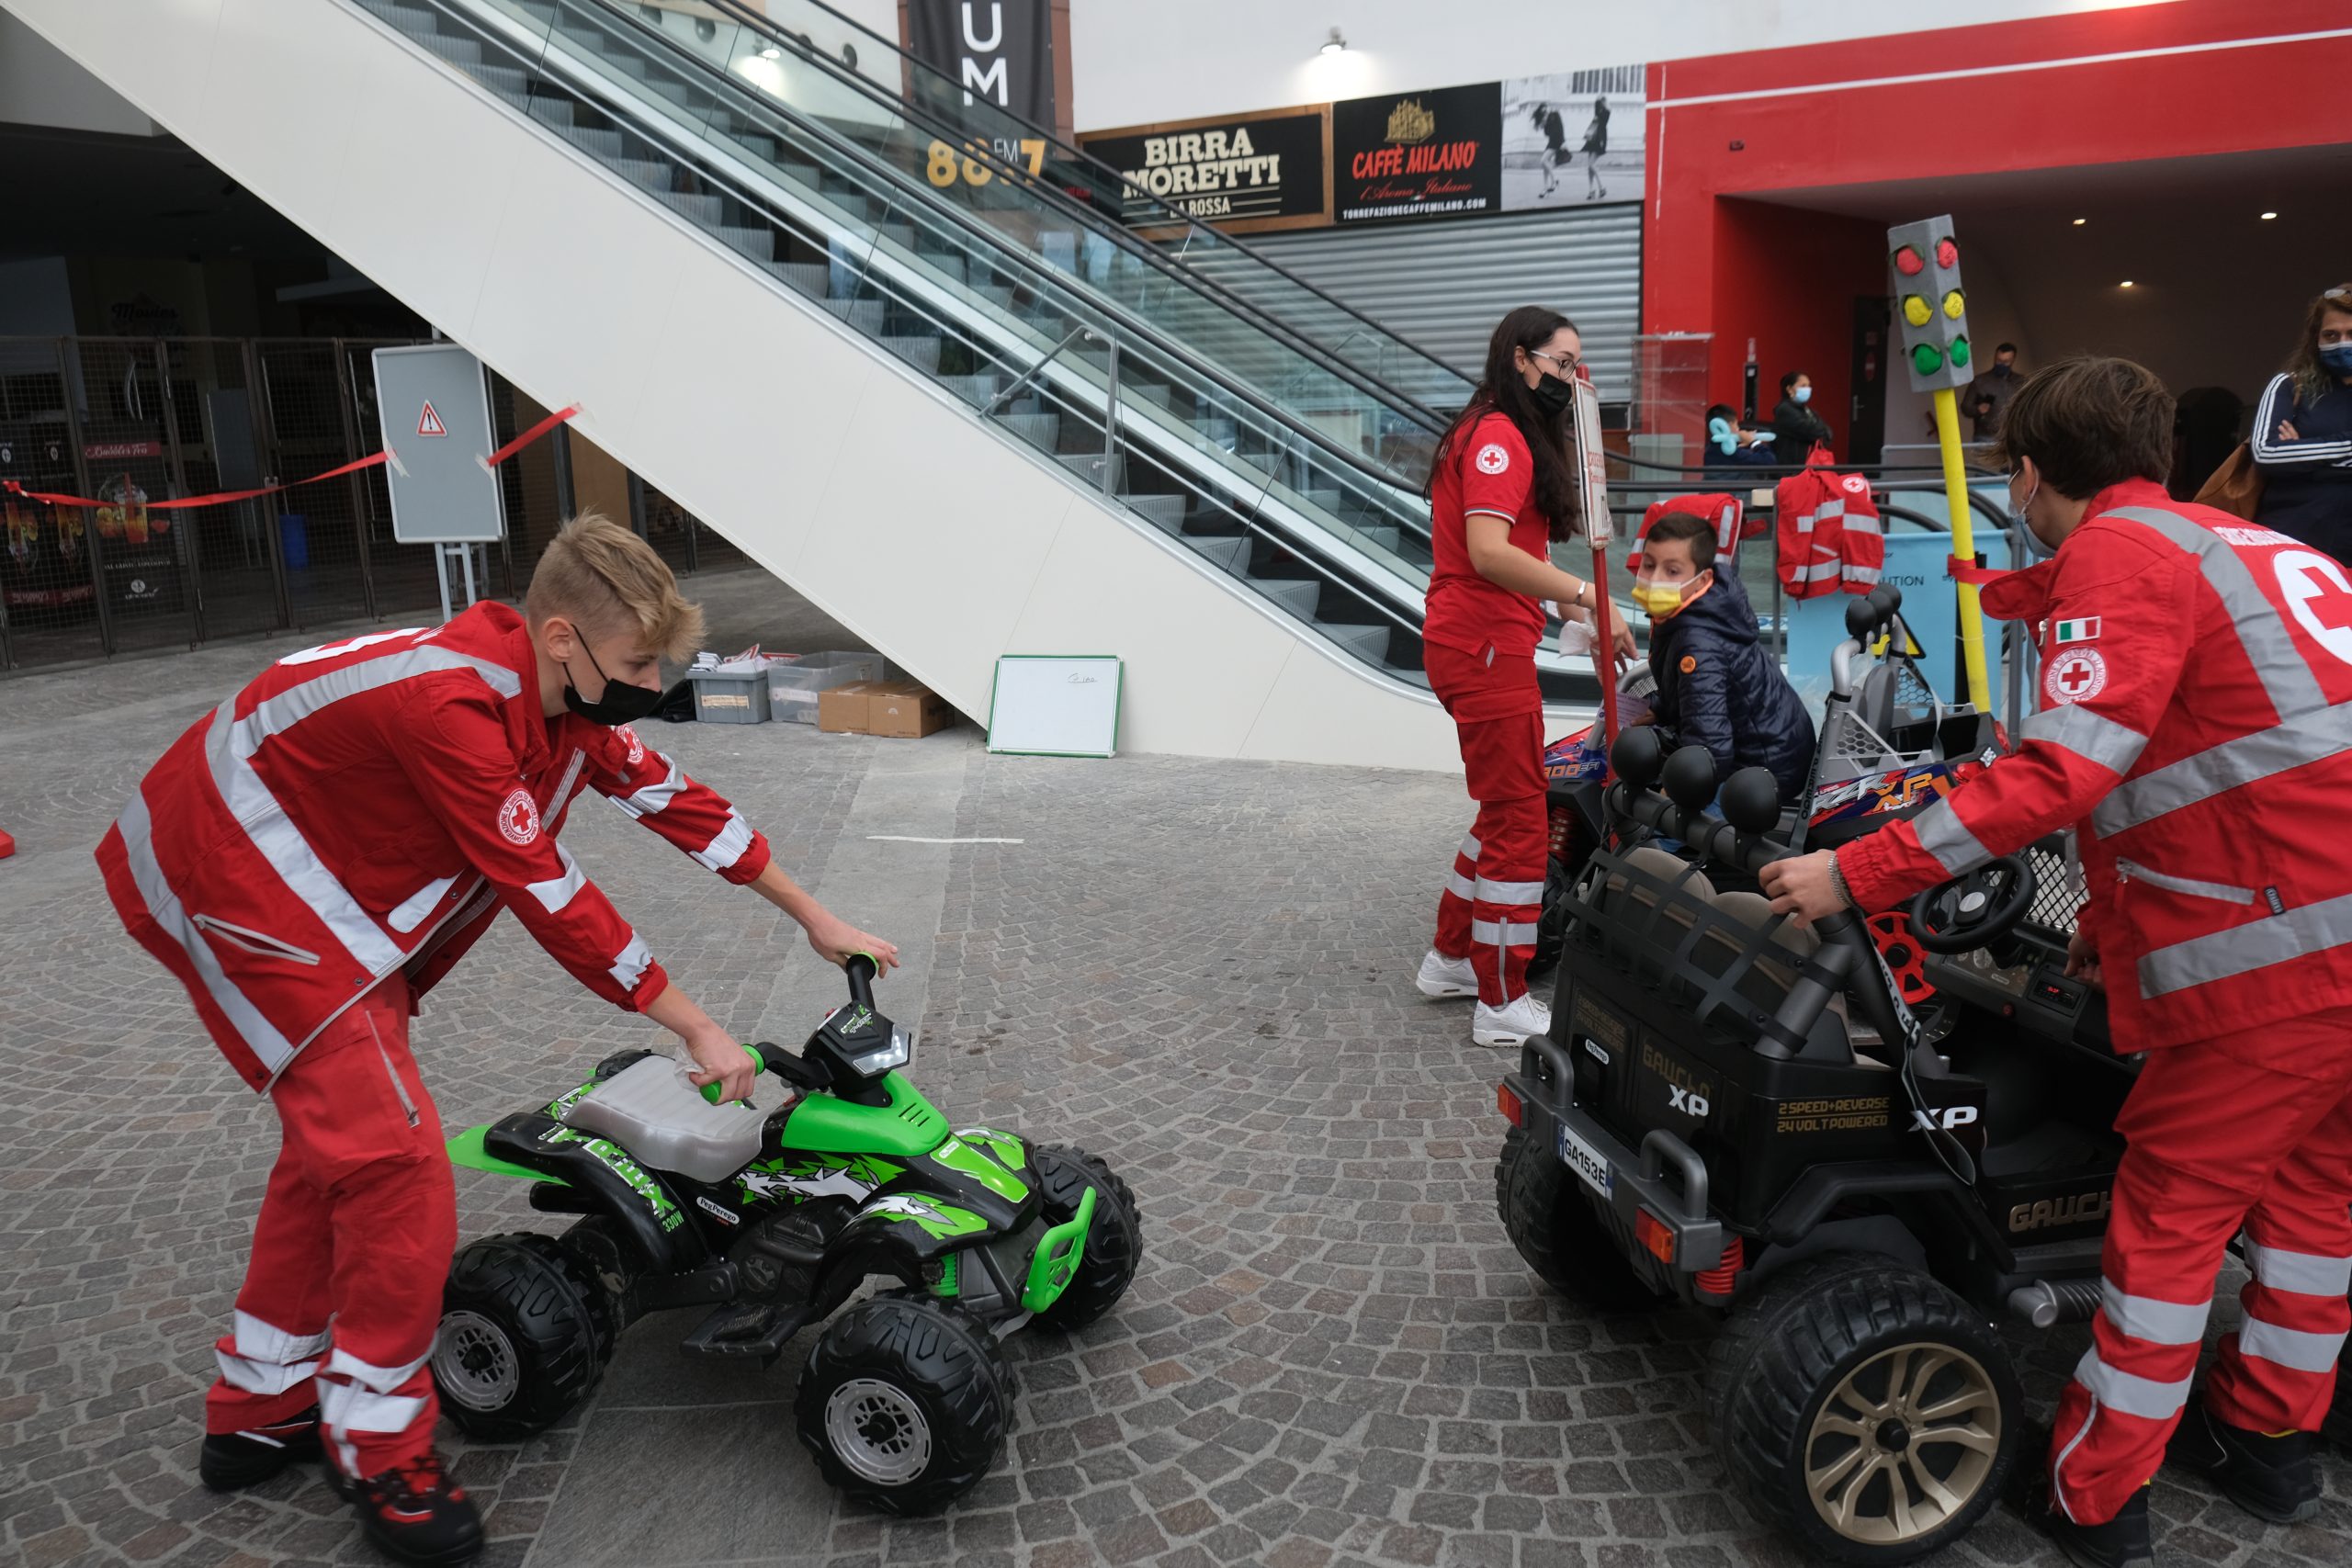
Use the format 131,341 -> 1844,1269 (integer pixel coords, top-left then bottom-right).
767,651 -> 886,725
689,669 -> 771,724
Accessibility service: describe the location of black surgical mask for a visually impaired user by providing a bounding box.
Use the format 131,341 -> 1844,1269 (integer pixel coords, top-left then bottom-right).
1528,372 -> 1575,420
564,642 -> 663,726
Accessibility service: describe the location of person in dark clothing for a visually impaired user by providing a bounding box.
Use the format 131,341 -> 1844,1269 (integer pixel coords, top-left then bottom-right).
2253,281 -> 2352,563
1969,343 -> 2021,440
1579,96 -> 1610,200
1635,511 -> 1816,802
1771,369 -> 1835,460
1531,103 -> 1568,199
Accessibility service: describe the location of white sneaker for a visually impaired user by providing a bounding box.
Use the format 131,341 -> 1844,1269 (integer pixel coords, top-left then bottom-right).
1415,950 -> 1479,999
1473,993 -> 1551,1047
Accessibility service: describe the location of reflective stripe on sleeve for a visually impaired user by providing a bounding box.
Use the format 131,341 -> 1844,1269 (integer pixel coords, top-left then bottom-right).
2105,505 -> 2328,717
1473,877 -> 1547,906
2070,1346 -> 2193,1421
2137,892 -> 2352,996
1471,919 -> 1541,946
616,756 -> 686,819
2245,1241 -> 2352,1297
2092,705 -> 2352,835
691,810 -> 754,873
2098,1281 -> 2211,1347
2022,702 -> 2151,777
609,932 -> 654,992
1445,872 -> 1476,901
542,748 -> 589,832
526,844 -> 587,914
1910,797 -> 1993,878
2237,1318 -> 2347,1374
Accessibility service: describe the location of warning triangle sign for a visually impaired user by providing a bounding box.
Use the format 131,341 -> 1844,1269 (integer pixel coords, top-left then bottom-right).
417,400 -> 447,438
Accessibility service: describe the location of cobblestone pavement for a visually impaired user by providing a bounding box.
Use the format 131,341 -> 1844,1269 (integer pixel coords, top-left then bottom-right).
4,611 -> 2347,1568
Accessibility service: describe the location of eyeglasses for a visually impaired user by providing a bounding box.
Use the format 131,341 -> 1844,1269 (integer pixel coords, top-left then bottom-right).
1528,348 -> 1582,374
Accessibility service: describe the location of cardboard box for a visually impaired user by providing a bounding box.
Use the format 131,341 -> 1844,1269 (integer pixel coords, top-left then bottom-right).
868,681 -> 953,739
818,680 -> 883,734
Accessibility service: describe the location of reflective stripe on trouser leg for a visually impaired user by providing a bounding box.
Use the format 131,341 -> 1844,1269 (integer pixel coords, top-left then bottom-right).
1449,709 -> 1547,1007
2208,1068 -> 2352,1434
207,1140 -> 337,1437
1433,831 -> 1479,961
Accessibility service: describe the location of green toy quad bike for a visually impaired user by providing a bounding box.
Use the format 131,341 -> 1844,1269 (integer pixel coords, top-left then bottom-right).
433,955 -> 1141,1513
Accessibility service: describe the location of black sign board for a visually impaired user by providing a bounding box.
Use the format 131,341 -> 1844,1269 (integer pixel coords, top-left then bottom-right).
1332,82 -> 1501,224
1080,109 -> 1329,232
905,0 -> 1057,135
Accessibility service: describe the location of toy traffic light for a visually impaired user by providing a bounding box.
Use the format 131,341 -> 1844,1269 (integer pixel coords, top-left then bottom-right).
1887,216 -> 1973,392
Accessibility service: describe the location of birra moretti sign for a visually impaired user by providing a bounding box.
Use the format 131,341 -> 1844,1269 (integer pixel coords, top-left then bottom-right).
1081,108 -> 1330,231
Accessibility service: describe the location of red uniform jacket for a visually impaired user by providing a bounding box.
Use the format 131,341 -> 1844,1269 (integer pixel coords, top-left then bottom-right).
96,603 -> 772,1090
1839,480 -> 2352,1050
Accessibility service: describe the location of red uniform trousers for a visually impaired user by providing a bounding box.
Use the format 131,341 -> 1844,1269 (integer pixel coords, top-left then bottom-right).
1428,645 -> 1547,1007
2050,1007 -> 2352,1524
205,975 -> 456,1479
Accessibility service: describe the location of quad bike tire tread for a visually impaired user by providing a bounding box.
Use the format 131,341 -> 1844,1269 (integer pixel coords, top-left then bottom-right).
1706,1252 -> 2021,1566
435,1231 -> 613,1442
1495,1124 -> 1664,1311
795,1292 -> 1011,1514
1027,1145 -> 1142,1330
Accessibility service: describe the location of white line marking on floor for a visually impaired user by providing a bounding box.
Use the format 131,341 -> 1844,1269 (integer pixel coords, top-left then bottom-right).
864,835 -> 1024,844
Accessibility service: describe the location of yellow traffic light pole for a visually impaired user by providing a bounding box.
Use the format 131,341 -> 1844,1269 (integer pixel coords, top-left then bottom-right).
1932,387 -> 1994,712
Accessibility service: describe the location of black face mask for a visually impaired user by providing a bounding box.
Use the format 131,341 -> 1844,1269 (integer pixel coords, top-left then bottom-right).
1528,371 -> 1576,420
563,642 -> 664,726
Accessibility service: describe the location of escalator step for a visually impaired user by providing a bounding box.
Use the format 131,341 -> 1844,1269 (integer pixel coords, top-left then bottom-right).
936,374 -> 1001,408
565,126 -> 626,161
1261,579 -> 1323,619
870,223 -> 914,253
825,299 -> 885,335
613,158 -> 672,191
657,190 -> 725,225
1183,535 -> 1253,575
1316,622 -> 1391,660
777,160 -> 820,187
991,412 -> 1059,448
1058,452 -> 1119,490
718,227 -> 776,262
1302,489 -> 1341,514
769,262 -> 831,299
880,336 -> 942,374
475,64 -> 528,98
1125,495 -> 1187,531
972,285 -> 1016,312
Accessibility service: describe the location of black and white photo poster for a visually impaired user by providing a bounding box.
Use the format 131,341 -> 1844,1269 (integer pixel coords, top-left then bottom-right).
1501,65 -> 1645,209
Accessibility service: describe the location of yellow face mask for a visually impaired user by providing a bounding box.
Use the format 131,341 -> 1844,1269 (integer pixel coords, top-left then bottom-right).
1632,574 -> 1704,619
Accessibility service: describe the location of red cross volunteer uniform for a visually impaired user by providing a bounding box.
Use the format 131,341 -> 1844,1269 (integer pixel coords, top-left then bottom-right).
96,603 -> 771,1480
1424,412 -> 1553,1009
1826,479 -> 2352,1526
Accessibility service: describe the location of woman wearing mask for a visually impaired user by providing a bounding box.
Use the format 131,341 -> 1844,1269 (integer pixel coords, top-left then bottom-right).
2253,282 -> 2352,563
1414,306 -> 1634,1047
1771,369 -> 1835,459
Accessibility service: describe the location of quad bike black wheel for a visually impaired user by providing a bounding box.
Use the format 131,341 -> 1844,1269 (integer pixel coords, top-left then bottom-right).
795,1292 -> 1012,1514
1028,1144 -> 1142,1330
1708,1254 -> 2022,1566
432,1232 -> 614,1442
1495,1124 -> 1665,1311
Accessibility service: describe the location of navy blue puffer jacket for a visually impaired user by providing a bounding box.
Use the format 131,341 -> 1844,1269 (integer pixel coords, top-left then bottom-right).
1646,570 -> 1817,803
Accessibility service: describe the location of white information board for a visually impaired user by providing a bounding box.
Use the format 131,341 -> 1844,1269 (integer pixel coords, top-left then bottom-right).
986,656 -> 1123,758
372,344 -> 506,544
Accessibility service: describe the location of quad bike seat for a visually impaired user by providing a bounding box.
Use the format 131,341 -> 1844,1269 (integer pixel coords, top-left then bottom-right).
561,1055 -> 768,1183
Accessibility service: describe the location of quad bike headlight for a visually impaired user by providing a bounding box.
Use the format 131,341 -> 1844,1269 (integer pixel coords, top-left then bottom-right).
851,1027 -> 913,1077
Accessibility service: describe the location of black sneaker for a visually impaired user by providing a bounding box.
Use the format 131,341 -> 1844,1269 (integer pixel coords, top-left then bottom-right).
198,1404 -> 322,1492
345,1450 -> 484,1566
2166,1399 -> 2322,1524
2031,1482 -> 2155,1568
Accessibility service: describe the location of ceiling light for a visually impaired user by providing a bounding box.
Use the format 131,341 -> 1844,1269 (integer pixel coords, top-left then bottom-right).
759,44 -> 780,59
1319,27 -> 1346,55
2120,280 -> 2135,288
2261,210 -> 2278,220
2072,218 -> 2086,226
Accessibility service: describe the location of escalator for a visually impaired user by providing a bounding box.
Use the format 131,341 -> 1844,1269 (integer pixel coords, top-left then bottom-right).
1,0 -> 1609,764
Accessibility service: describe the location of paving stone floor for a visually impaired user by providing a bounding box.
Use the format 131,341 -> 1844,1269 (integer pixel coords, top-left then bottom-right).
3,584 -> 2346,1568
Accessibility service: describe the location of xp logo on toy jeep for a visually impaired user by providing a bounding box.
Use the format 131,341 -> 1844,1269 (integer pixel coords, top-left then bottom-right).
1668,1084 -> 1711,1119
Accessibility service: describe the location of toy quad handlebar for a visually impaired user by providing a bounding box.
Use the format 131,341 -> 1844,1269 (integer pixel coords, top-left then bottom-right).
698,953 -> 887,1104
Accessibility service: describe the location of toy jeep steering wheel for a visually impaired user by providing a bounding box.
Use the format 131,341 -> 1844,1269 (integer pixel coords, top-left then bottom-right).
1906,856 -> 2037,953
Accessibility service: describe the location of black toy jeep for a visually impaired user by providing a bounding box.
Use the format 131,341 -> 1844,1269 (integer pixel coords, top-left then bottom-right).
1497,726 -> 2134,1564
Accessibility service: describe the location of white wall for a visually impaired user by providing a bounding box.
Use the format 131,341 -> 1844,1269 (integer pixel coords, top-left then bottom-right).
0,11 -> 156,135
0,0 -> 1506,773
1069,0 -> 2162,130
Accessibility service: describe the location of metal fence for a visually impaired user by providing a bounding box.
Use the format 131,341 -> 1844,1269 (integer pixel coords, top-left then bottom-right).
0,335 -> 741,671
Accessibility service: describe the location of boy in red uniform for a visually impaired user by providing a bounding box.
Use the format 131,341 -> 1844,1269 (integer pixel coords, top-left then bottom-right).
1763,360 -> 2352,1567
98,513 -> 897,1564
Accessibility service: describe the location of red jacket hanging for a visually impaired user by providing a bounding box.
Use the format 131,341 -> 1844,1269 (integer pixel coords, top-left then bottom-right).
1774,453 -> 1883,599
1838,480 -> 2352,1051
96,603 -> 772,1091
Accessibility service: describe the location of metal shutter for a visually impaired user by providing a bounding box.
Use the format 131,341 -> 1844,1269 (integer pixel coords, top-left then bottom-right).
1213,205 -> 1643,406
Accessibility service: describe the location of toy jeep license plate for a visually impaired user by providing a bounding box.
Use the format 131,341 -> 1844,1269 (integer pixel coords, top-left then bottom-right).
1556,1122 -> 1614,1197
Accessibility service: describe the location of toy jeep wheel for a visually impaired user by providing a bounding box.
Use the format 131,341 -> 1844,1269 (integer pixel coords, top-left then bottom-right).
433,1232 -> 614,1442
1496,1124 -> 1665,1311
796,1292 -> 1011,1513
1709,1255 -> 2021,1565
1028,1144 -> 1142,1330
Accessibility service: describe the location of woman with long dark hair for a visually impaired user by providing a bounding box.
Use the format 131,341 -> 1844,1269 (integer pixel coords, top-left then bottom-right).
1580,96 -> 1610,200
2253,281 -> 2352,562
1416,305 -> 1631,1046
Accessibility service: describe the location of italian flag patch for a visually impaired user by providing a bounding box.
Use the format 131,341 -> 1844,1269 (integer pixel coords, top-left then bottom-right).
2053,616 -> 2100,644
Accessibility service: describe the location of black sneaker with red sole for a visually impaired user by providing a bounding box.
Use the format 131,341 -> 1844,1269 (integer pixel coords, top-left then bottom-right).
338,1450 -> 483,1566
198,1405 -> 322,1492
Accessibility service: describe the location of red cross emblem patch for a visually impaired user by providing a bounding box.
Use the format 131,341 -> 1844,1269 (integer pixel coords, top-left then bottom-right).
2044,649 -> 2108,706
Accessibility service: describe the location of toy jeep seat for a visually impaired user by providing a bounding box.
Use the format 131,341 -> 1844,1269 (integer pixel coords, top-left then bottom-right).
562,1055 -> 768,1182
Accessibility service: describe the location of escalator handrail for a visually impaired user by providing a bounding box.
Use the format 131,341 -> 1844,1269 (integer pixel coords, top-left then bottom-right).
685,0 -> 1469,422
500,0 -> 1452,511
